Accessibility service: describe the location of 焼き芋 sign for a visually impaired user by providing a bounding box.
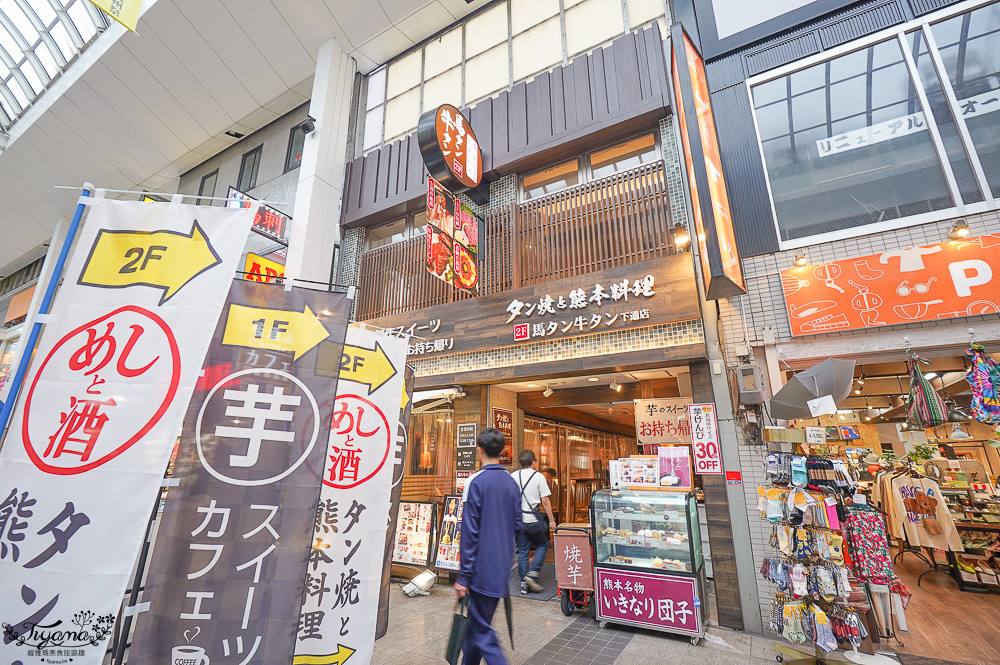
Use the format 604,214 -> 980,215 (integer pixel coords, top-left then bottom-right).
0,197 -> 253,665
781,234 -> 1000,335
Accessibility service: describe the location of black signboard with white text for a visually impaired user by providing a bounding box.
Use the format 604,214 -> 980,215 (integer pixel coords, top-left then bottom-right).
131,281 -> 349,665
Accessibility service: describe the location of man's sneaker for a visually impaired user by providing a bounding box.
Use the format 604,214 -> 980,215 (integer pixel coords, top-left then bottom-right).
524,574 -> 544,593
520,581 -> 529,595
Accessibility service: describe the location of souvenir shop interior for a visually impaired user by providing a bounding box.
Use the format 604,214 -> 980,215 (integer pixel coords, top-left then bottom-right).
757,342 -> 1000,664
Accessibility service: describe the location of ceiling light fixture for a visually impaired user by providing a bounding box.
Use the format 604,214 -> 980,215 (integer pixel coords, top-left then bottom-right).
526,383 -> 538,388
543,386 -> 554,398
948,220 -> 970,240
588,377 -> 600,382
901,421 -> 924,432
609,382 -> 622,392
923,372 -> 937,380
794,251 -> 808,266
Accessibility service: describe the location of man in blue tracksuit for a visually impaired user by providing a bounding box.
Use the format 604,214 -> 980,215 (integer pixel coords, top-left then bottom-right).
455,427 -> 522,665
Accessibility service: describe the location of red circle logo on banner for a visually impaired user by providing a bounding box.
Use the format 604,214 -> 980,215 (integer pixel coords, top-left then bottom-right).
22,305 -> 180,475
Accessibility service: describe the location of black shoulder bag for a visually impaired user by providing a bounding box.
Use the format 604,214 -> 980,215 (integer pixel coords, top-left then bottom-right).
518,471 -> 549,540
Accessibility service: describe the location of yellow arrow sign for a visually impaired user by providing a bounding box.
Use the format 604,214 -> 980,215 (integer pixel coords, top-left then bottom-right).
222,303 -> 330,361
78,221 -> 222,304
340,340 -> 398,394
292,645 -> 355,665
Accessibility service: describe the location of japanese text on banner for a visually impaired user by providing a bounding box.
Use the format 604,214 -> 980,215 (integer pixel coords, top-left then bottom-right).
0,198 -> 253,665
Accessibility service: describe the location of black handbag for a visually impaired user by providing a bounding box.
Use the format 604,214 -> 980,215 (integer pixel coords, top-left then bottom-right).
517,471 -> 548,539
445,597 -> 469,665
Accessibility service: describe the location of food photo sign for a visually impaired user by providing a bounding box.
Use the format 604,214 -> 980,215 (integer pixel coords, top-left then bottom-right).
427,178 -> 480,294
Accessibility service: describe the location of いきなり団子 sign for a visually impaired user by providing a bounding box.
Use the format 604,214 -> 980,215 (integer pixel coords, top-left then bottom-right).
781,234 -> 1000,335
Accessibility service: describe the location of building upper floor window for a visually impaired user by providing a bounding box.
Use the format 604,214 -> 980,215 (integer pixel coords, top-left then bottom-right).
368,212 -> 431,250
521,132 -> 660,199
523,160 -> 581,199
370,0 -> 668,147
748,1 -> 1000,247
238,145 -> 263,191
591,134 -> 659,178
286,124 -> 307,172
197,170 -> 218,206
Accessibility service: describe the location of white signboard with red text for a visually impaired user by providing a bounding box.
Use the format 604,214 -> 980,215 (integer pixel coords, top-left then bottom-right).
688,403 -> 723,475
0,196 -> 252,664
295,327 -> 409,665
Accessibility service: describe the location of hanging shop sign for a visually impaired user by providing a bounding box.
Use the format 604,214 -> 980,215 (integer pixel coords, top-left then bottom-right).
0,198 -> 253,665
243,251 -> 285,283
781,233 -> 1000,335
635,398 -> 692,452
368,253 -> 700,358
492,407 -> 514,467
426,178 -> 480,293
391,501 -> 436,565
295,326 -> 409,661
670,23 -> 746,301
130,281 -> 350,665
689,403 -> 723,475
227,186 -> 289,242
417,104 -> 483,192
435,495 -> 464,571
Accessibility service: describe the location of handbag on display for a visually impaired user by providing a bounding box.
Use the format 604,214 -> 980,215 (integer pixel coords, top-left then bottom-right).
445,597 -> 469,665
906,357 -> 948,428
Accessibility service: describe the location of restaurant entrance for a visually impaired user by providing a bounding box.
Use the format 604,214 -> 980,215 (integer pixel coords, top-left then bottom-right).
492,366 -> 710,566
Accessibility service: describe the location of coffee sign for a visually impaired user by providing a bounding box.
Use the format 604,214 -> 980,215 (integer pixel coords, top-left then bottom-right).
417,104 -> 483,192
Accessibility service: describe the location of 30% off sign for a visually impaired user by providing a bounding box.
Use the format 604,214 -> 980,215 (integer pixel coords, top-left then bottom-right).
688,403 -> 723,475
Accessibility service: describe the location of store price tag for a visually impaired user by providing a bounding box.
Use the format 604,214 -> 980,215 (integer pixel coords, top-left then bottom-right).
689,404 -> 723,474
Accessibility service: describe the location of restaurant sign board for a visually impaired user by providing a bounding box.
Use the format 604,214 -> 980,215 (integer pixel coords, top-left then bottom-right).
366,253 -> 700,358
670,22 -> 745,301
417,104 -> 483,192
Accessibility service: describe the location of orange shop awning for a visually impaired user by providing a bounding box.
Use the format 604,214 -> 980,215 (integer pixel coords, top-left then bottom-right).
4,285 -> 35,324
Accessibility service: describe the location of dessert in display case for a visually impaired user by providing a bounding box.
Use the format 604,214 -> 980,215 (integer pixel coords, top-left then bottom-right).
590,489 -> 707,643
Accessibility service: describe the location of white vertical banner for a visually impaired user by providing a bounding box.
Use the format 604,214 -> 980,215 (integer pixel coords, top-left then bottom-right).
688,403 -> 723,474
0,197 -> 253,663
296,327 -> 408,664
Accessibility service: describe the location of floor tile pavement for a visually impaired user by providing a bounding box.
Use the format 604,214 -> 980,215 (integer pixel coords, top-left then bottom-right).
372,584 -> 784,665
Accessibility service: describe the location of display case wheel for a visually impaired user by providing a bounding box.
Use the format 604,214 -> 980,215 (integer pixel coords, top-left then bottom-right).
690,637 -> 700,646
599,621 -> 608,629
560,592 -> 574,616
588,595 -> 596,620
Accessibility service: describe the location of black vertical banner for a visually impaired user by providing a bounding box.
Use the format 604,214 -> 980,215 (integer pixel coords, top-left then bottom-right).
375,366 -> 414,639
131,280 -> 349,665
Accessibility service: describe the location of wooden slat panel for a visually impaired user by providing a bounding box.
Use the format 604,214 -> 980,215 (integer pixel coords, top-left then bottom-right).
526,73 -> 553,144
386,141 -> 400,198
360,151 -> 379,207
355,163 -> 676,320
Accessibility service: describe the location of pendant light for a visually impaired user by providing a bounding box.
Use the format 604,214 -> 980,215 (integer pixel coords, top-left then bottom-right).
864,397 -> 875,422
945,397 -> 972,423
901,421 -> 924,432
949,423 -> 972,440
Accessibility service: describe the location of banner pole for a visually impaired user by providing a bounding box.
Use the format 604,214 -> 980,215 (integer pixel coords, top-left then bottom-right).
0,183 -> 93,437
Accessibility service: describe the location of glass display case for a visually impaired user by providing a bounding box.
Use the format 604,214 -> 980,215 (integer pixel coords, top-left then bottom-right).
590,489 -> 707,642
592,489 -> 702,573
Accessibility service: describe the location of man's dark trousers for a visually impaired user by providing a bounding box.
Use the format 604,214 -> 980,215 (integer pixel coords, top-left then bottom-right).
463,590 -> 505,665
